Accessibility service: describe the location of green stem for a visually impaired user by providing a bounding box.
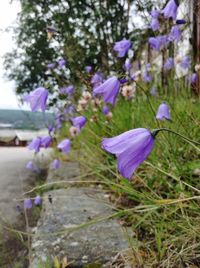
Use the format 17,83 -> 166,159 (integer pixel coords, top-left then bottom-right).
153,128 -> 200,146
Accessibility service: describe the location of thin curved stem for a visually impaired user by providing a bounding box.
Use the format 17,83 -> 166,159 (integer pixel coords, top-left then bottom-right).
153,128 -> 200,146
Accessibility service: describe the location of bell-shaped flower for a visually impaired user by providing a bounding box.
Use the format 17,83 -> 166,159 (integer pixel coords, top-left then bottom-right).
60,85 -> 74,96
28,137 -> 41,153
41,136 -> 52,148
58,58 -> 66,67
187,73 -> 198,85
16,204 -> 22,213
149,35 -> 168,51
113,39 -> 132,58
24,87 -> 48,112
143,71 -> 153,82
162,0 -> 178,20
85,66 -> 92,73
151,10 -> 160,18
71,116 -> 87,130
91,73 -> 104,88
180,56 -> 191,69
150,87 -> 158,96
57,139 -> 71,154
47,63 -> 56,69
156,103 -> 171,120
123,60 -> 132,72
102,128 -> 155,179
151,18 -> 160,31
168,25 -> 181,41
64,104 -> 75,115
34,195 -> 42,206
102,105 -> 110,115
51,159 -> 60,169
26,161 -> 38,172
93,76 -> 120,106
24,198 -> 33,209
164,58 -> 174,70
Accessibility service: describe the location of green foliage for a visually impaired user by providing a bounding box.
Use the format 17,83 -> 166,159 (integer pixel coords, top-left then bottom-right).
67,90 -> 200,267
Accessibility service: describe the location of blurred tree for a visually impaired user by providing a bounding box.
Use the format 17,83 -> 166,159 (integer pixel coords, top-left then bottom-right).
4,0 -> 157,95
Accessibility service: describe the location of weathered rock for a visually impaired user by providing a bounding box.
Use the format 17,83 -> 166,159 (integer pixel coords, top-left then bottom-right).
47,161 -> 80,183
30,188 -> 130,267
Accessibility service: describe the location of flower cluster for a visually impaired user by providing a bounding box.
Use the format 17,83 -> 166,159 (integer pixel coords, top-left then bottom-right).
23,195 -> 42,210
24,0 -> 198,187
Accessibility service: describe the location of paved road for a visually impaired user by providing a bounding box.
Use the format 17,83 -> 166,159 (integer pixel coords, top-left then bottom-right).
0,147 -> 38,224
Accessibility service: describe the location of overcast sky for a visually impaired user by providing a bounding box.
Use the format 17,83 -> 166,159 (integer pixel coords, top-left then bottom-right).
0,0 -> 25,110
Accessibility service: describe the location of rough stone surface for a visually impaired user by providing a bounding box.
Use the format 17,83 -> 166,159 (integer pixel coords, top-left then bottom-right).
30,188 -> 130,267
47,161 -> 80,183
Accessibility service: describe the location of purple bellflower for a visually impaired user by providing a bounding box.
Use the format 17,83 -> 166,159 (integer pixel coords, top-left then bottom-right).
150,87 -> 158,96
16,204 -> 22,213
149,35 -> 168,51
156,103 -> 171,120
64,104 -> 75,115
26,161 -> 38,172
143,71 -> 153,82
102,105 -> 110,115
151,18 -> 160,31
113,39 -> 132,58
146,63 -> 151,70
48,125 -> 54,134
102,128 -> 155,179
149,37 -> 160,51
58,58 -> 66,67
24,198 -> 33,209
60,85 -> 74,95
51,159 -> 60,169
57,139 -> 71,154
162,0 -> 179,20
180,56 -> 191,69
41,136 -> 52,148
164,58 -> 174,70
123,60 -> 132,72
24,87 -> 48,112
151,10 -> 160,18
93,76 -> 120,106
168,25 -> 181,41
91,73 -> 104,88
85,66 -> 92,73
47,63 -> 56,69
28,137 -> 41,153
71,116 -> 87,130
187,73 -> 198,85
34,195 -> 42,206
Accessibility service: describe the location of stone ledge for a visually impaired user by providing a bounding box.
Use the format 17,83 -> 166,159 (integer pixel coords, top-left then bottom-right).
30,188 -> 130,267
